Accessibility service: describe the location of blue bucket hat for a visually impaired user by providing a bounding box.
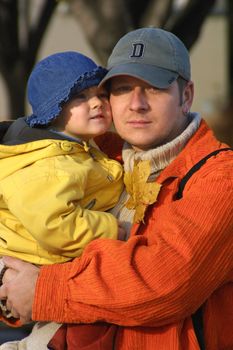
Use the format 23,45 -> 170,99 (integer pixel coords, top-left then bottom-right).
26,51 -> 107,127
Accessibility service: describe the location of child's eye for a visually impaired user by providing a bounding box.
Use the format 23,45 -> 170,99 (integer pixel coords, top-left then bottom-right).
70,92 -> 87,101
98,92 -> 109,99
75,93 -> 86,100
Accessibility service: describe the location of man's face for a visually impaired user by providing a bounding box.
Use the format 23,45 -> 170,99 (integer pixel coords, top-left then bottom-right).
109,76 -> 193,151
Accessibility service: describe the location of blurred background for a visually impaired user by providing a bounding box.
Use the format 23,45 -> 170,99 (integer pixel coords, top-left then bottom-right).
0,0 -> 232,343
0,0 -> 232,146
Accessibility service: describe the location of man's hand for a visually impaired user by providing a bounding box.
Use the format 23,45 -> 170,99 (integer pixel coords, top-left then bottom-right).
0,256 -> 40,324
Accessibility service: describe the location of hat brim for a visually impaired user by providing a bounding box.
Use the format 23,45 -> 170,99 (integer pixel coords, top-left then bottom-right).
27,66 -> 107,127
100,63 -> 179,89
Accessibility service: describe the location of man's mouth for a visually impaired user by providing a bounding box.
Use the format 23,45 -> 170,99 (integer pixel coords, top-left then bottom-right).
127,120 -> 151,126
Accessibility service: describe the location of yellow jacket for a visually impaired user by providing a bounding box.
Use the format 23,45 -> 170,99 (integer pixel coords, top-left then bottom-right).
0,120 -> 123,265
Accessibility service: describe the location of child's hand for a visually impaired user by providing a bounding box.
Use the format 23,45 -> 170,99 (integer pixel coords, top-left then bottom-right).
117,222 -> 127,241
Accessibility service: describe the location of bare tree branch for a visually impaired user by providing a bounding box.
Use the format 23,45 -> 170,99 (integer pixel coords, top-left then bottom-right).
27,0 -> 58,67
164,0 -> 217,49
70,0 -> 133,63
125,0 -> 152,27
141,0 -> 173,28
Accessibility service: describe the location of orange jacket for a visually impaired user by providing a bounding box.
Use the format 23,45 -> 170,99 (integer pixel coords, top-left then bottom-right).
34,120 -> 233,350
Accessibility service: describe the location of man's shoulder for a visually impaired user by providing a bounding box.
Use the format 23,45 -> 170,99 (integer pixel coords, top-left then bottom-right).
177,121 -> 233,184
186,119 -> 232,165
158,120 -> 232,184
94,132 -> 124,162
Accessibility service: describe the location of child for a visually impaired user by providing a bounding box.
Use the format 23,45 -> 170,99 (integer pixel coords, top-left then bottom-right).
0,51 -> 124,348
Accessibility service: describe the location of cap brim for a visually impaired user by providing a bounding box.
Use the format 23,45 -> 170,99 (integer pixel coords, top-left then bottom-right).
100,63 -> 179,89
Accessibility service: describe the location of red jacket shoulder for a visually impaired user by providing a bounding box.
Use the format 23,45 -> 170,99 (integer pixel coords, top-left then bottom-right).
94,132 -> 124,162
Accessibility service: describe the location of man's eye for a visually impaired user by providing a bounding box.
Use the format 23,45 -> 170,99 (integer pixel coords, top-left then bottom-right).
146,87 -> 159,94
111,85 -> 131,94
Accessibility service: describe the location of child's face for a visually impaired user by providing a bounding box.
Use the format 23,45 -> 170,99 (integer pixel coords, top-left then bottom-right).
53,86 -> 112,141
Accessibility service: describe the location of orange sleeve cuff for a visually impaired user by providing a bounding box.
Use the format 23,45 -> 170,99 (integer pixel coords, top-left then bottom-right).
33,260 -> 73,322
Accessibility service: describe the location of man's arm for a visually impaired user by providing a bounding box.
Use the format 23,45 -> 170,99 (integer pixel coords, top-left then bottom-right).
1,161 -> 233,327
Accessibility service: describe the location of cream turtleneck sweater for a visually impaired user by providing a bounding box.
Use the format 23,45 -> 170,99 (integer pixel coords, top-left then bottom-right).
110,112 -> 201,238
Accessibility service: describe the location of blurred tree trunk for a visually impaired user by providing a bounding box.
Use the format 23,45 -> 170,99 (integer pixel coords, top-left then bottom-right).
0,0 -> 57,118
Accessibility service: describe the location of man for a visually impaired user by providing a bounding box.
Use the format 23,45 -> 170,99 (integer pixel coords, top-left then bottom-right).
0,27 -> 233,350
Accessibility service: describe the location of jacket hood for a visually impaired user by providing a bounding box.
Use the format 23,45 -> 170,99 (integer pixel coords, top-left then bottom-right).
0,118 -> 80,179
0,117 -> 70,145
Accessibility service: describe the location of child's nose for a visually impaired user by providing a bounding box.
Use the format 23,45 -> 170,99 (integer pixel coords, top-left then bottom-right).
90,96 -> 102,109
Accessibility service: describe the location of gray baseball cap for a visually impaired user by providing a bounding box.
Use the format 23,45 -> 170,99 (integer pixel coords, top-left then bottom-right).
101,27 -> 191,89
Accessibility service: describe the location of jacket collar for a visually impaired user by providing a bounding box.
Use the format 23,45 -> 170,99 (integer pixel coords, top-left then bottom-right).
0,117 -> 72,145
157,119 -> 223,184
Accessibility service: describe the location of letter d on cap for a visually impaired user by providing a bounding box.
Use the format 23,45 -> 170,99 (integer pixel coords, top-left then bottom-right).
130,43 -> 144,58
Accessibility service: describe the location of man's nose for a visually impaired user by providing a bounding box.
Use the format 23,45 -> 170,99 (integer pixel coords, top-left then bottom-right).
129,87 -> 149,111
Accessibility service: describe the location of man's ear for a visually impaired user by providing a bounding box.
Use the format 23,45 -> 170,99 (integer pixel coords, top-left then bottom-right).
182,81 -> 194,114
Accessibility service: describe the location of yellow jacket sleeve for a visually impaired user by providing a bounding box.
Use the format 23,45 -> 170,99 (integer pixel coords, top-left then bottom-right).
1,159 -> 118,261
